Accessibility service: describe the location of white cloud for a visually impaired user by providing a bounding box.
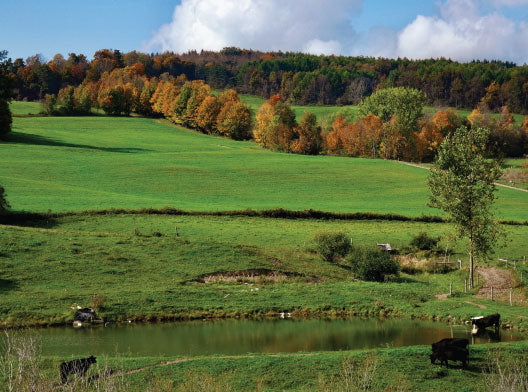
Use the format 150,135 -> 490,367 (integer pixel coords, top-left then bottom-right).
146,0 -> 361,54
388,0 -> 528,63
146,0 -> 528,63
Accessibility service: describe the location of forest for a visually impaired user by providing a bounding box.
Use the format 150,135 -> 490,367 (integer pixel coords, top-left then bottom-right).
2,48 -> 528,162
4,47 -> 528,111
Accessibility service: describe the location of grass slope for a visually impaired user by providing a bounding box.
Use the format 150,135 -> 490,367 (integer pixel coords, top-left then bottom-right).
1,214 -> 527,328
9,101 -> 43,115
1,116 -> 527,220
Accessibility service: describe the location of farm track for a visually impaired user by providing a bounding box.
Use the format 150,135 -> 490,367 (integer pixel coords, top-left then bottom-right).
397,161 -> 528,193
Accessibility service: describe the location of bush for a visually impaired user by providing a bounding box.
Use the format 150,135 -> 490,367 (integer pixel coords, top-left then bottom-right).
313,231 -> 352,262
409,232 -> 439,251
0,184 -> 9,212
348,247 -> 400,282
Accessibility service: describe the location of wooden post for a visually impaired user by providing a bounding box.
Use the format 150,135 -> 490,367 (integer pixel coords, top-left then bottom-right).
491,287 -> 494,301
510,289 -> 512,306
450,282 -> 453,296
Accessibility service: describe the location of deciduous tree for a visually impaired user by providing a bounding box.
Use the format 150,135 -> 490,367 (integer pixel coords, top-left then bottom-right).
429,126 -> 502,288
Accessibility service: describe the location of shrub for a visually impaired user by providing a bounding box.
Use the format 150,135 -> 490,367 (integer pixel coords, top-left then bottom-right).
0,184 -> 9,212
347,247 -> 400,282
313,231 -> 352,262
409,232 -> 439,251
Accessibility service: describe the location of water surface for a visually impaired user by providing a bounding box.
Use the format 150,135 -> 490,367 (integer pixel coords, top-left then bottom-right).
16,318 -> 526,357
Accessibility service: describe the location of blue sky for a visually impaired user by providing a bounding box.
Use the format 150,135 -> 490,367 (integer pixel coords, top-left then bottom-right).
2,0 -> 528,63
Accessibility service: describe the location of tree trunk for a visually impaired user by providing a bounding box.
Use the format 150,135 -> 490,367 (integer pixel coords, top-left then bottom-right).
469,249 -> 474,289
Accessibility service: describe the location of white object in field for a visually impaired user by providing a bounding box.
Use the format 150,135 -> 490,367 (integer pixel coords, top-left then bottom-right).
376,243 -> 392,251
73,321 -> 83,328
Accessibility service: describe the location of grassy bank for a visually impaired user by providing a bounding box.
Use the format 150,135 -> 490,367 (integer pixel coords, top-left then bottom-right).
1,213 -> 527,328
2,341 -> 527,391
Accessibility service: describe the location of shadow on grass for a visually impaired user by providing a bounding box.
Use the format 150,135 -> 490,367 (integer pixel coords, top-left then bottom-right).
8,132 -> 152,154
0,212 -> 58,228
0,278 -> 19,293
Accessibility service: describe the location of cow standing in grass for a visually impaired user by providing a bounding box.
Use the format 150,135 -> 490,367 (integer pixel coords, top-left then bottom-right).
430,346 -> 469,368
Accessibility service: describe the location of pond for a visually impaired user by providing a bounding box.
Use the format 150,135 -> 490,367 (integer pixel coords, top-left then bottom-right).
14,318 -> 526,357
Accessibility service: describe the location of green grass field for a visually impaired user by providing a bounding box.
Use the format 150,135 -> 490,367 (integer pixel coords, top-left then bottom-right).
1,213 -> 527,328
1,116 -> 527,220
9,100 -> 43,115
2,342 -> 527,391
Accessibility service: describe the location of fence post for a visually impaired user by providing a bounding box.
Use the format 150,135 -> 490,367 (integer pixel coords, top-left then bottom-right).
491,287 -> 494,301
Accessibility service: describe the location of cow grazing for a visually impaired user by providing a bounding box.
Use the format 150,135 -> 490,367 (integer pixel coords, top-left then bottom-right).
471,313 -> 500,334
431,338 -> 469,352
60,355 -> 96,384
430,346 -> 469,368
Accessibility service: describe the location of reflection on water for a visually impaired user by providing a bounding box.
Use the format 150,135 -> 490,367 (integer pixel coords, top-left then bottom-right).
13,319 -> 527,357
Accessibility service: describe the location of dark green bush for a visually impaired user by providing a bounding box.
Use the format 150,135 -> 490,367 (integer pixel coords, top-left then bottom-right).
313,231 -> 352,262
409,232 -> 439,251
0,184 -> 9,212
347,247 -> 400,282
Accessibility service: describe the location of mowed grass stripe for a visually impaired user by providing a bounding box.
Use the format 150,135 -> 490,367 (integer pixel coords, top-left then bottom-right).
1,116 -> 526,219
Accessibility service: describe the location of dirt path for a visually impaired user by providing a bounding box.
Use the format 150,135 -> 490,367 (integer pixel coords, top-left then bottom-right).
397,161 -> 528,193
476,266 -> 512,295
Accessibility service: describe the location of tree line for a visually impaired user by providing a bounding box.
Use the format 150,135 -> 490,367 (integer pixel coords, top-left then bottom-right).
254,88 -> 528,162
4,48 -> 528,112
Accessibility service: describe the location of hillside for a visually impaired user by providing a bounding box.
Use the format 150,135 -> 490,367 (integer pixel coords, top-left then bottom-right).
0,116 -> 526,220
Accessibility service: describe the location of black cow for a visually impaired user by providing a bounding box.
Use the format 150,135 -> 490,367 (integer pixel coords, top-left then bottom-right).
60,355 -> 96,384
472,313 -> 500,333
74,308 -> 97,322
431,338 -> 469,352
430,346 -> 469,368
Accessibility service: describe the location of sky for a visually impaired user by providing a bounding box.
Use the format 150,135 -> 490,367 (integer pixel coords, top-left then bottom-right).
3,0 -> 528,63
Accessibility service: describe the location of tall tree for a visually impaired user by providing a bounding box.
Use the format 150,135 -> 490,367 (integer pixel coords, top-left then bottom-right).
358,87 -> 425,136
428,126 -> 502,288
0,50 -> 15,140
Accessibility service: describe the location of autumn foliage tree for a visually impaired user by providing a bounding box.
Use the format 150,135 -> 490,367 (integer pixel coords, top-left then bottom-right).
254,95 -> 297,150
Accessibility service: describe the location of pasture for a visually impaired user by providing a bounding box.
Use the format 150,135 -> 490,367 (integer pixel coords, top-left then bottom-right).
1,116 -> 527,220
9,100 -> 43,115
2,341 -> 527,391
1,213 -> 528,328
1,111 -> 528,391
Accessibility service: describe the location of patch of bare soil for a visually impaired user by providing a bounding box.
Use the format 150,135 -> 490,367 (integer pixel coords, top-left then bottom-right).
476,266 -> 512,297
435,294 -> 449,300
474,266 -> 528,304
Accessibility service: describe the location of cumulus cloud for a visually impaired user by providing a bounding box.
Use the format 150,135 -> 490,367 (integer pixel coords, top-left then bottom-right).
389,0 -> 528,63
146,0 -> 361,54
